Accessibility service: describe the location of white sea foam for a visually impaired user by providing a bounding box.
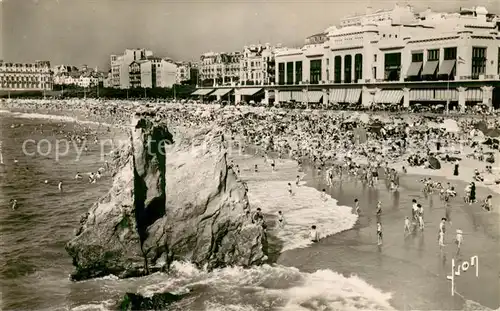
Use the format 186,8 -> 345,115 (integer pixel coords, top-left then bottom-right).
248,180 -> 357,252
0,110 -> 113,127
138,261 -> 395,311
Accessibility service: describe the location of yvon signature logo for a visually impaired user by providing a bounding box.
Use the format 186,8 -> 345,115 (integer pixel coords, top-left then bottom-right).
446,256 -> 479,296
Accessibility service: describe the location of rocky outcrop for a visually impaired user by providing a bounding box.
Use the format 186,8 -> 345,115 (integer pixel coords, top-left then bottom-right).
118,292 -> 185,310
66,112 -> 267,281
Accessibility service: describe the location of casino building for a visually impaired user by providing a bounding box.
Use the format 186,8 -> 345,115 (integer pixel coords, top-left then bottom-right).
0,60 -> 53,91
194,5 -> 500,111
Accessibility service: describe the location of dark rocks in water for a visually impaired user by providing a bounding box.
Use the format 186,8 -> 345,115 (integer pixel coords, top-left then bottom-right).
66,112 -> 267,281
119,292 -> 184,311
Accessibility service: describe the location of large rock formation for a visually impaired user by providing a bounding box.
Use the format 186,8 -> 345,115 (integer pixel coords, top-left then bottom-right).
66,112 -> 267,281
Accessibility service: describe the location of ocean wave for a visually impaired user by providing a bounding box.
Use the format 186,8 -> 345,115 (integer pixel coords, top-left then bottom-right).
0,110 -> 112,127
248,180 -> 357,252
138,261 -> 395,311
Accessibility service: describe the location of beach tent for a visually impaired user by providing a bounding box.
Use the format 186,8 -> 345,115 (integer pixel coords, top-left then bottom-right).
440,119 -> 459,133
428,156 -> 441,169
485,128 -> 500,138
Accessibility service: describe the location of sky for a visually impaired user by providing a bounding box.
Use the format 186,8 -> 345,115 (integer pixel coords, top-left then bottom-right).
1,0 -> 498,70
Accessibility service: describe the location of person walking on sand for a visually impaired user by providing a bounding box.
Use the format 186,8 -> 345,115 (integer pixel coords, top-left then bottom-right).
377,222 -> 383,245
417,204 -> 424,230
455,229 -> 463,256
404,216 -> 411,235
438,230 -> 445,252
321,189 -> 328,201
295,175 -> 301,187
376,201 -> 382,217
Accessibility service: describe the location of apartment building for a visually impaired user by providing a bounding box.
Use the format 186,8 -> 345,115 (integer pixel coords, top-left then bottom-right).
240,43 -> 278,86
0,60 -> 52,91
199,51 -> 242,86
128,57 -> 177,88
110,48 -> 153,89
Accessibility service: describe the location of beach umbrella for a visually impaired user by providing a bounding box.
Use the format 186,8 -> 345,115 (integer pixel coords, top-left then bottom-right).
474,121 -> 489,133
428,156 -> 441,170
440,119 -> 459,133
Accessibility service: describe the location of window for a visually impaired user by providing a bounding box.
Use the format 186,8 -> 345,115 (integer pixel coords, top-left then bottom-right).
444,47 -> 457,60
411,53 -> 423,62
384,52 -> 401,81
471,47 -> 486,78
427,49 -> 439,61
354,54 -> 363,81
497,47 -> 500,74
286,62 -> 294,85
295,61 -> 302,83
344,55 -> 352,83
278,63 -> 285,85
310,59 -> 322,84
326,69 -> 330,81
334,56 -> 342,83
374,54 -> 377,62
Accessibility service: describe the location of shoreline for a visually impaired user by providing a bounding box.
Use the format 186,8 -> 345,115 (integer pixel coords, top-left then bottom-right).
2,105 -> 499,311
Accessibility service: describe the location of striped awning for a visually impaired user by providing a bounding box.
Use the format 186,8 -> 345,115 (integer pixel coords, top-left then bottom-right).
345,88 -> 362,104
239,88 -> 263,96
291,91 -> 305,102
466,88 -> 483,101
329,89 -> 347,103
278,91 -> 291,102
406,62 -> 423,77
422,60 -> 439,76
438,60 -> 456,76
211,88 -> 233,96
306,91 -> 323,103
434,89 -> 458,101
409,89 -> 434,101
374,90 -> 404,104
191,88 -> 214,96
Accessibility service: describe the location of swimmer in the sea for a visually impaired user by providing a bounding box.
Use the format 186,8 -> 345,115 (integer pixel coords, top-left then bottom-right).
404,216 -> 411,235
295,175 -> 301,187
58,180 -> 63,192
10,199 -> 17,210
75,172 -> 82,179
354,198 -> 360,215
287,183 -> 293,196
277,211 -> 285,228
254,164 -> 258,173
377,222 -> 383,245
310,225 -> 319,242
271,159 -> 275,172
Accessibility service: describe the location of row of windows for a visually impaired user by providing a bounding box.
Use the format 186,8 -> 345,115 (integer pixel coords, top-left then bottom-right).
0,83 -> 50,89
0,76 -> 49,82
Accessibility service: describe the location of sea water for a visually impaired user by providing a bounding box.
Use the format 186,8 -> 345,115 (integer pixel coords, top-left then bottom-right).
1,111 -> 494,311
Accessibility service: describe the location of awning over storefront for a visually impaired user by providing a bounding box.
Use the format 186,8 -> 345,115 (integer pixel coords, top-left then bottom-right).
239,88 -> 263,96
191,88 -> 214,96
438,59 -> 456,76
211,88 -> 233,96
410,89 -> 434,101
406,62 -> 423,77
421,60 -> 439,76
278,91 -> 291,102
434,89 -> 458,101
329,89 -> 347,103
306,91 -> 323,103
291,91 -> 305,102
374,90 -> 403,104
466,88 -> 483,101
345,88 -> 362,104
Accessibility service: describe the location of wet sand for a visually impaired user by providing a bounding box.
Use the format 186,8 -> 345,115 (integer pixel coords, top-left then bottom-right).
277,167 -> 500,310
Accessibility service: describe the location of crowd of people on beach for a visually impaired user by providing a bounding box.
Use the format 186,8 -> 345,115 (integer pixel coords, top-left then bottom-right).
2,98 -> 499,255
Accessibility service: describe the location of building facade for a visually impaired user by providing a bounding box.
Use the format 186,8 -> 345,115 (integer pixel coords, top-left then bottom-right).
0,60 -> 53,91
127,57 -> 177,88
176,62 -> 191,84
270,4 -> 500,110
110,48 -> 153,89
199,51 -> 242,86
240,44 -> 278,86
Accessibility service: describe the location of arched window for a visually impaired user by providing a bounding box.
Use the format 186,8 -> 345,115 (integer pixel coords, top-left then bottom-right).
344,55 -> 352,83
354,54 -> 363,82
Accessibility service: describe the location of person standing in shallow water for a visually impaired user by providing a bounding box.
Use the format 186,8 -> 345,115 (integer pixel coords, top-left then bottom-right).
469,182 -> 476,204
377,222 -> 383,245
453,160 -> 459,176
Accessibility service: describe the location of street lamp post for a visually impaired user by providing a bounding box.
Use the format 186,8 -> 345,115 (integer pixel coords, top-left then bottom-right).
446,79 -> 450,115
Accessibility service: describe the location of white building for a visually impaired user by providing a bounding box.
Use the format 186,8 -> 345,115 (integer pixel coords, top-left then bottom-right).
127,57 -> 177,88
270,4 -> 500,110
176,62 -> 191,84
240,43 -> 278,86
199,51 -> 242,86
0,60 -> 52,91
110,48 -> 153,89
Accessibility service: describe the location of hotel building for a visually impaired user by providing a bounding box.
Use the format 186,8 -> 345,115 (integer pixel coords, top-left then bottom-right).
110,48 -> 153,89
0,60 -> 53,91
128,57 -> 177,89
199,51 -> 242,86
194,5 -> 500,111
240,43 -> 278,85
